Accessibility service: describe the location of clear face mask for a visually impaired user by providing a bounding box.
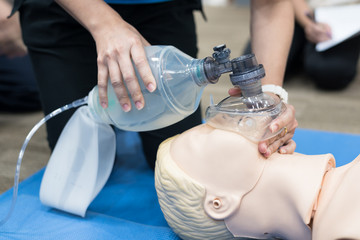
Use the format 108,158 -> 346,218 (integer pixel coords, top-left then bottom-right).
205,94 -> 285,142
205,54 -> 286,142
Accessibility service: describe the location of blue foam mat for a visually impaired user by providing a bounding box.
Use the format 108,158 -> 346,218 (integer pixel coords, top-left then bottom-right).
293,129 -> 360,167
0,128 -> 359,239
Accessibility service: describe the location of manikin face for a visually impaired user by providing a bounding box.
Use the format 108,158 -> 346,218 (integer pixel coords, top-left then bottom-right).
170,123 -> 265,220
169,123 -> 334,239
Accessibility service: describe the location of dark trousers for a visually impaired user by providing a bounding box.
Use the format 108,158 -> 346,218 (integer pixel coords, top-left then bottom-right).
18,0 -> 202,169
287,22 -> 360,90
0,55 -> 41,112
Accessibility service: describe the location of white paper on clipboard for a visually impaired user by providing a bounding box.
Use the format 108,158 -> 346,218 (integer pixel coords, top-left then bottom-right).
315,4 -> 360,52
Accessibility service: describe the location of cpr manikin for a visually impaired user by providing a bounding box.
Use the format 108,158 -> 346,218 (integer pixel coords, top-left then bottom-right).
155,123 -> 360,239
154,55 -> 360,239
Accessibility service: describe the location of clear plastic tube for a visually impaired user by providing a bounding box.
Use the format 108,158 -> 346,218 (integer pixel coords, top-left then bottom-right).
0,96 -> 88,227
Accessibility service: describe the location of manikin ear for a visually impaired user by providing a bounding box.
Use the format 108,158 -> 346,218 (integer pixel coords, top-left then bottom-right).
203,191 -> 242,220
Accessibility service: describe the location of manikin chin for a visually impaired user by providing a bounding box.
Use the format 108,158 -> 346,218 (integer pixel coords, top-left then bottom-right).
155,123 -> 360,240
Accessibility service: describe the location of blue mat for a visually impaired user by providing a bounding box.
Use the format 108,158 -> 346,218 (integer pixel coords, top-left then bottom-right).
0,128 -> 359,239
293,129 -> 360,167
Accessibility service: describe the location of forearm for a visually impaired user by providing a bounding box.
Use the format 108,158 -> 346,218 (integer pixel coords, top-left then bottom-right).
0,0 -> 12,21
55,0 -> 126,39
250,0 -> 294,86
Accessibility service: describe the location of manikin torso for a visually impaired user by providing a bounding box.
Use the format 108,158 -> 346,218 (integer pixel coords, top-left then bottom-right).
160,123 -> 360,240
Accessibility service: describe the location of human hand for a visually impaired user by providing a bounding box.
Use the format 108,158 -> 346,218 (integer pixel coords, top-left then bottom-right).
94,20 -> 156,112
258,102 -> 297,157
0,12 -> 27,58
228,87 -> 298,157
304,21 -> 332,43
54,0 -> 157,111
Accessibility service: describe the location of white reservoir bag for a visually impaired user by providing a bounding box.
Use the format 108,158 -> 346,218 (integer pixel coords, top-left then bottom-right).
39,106 -> 116,217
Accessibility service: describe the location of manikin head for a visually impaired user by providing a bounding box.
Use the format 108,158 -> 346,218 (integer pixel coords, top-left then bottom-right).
154,123 -> 334,240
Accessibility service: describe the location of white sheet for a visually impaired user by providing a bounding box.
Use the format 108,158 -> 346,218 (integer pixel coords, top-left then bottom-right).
315,4 -> 360,52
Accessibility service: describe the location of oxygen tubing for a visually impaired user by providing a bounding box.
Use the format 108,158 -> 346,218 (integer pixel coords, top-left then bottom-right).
0,96 -> 88,227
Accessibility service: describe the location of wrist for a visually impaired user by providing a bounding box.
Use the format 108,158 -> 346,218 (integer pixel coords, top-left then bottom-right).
262,84 -> 288,104
88,9 -> 124,39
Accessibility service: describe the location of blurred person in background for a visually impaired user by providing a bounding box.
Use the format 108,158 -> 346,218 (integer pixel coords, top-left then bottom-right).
0,0 -> 41,112
285,0 -> 360,90
244,0 -> 360,90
